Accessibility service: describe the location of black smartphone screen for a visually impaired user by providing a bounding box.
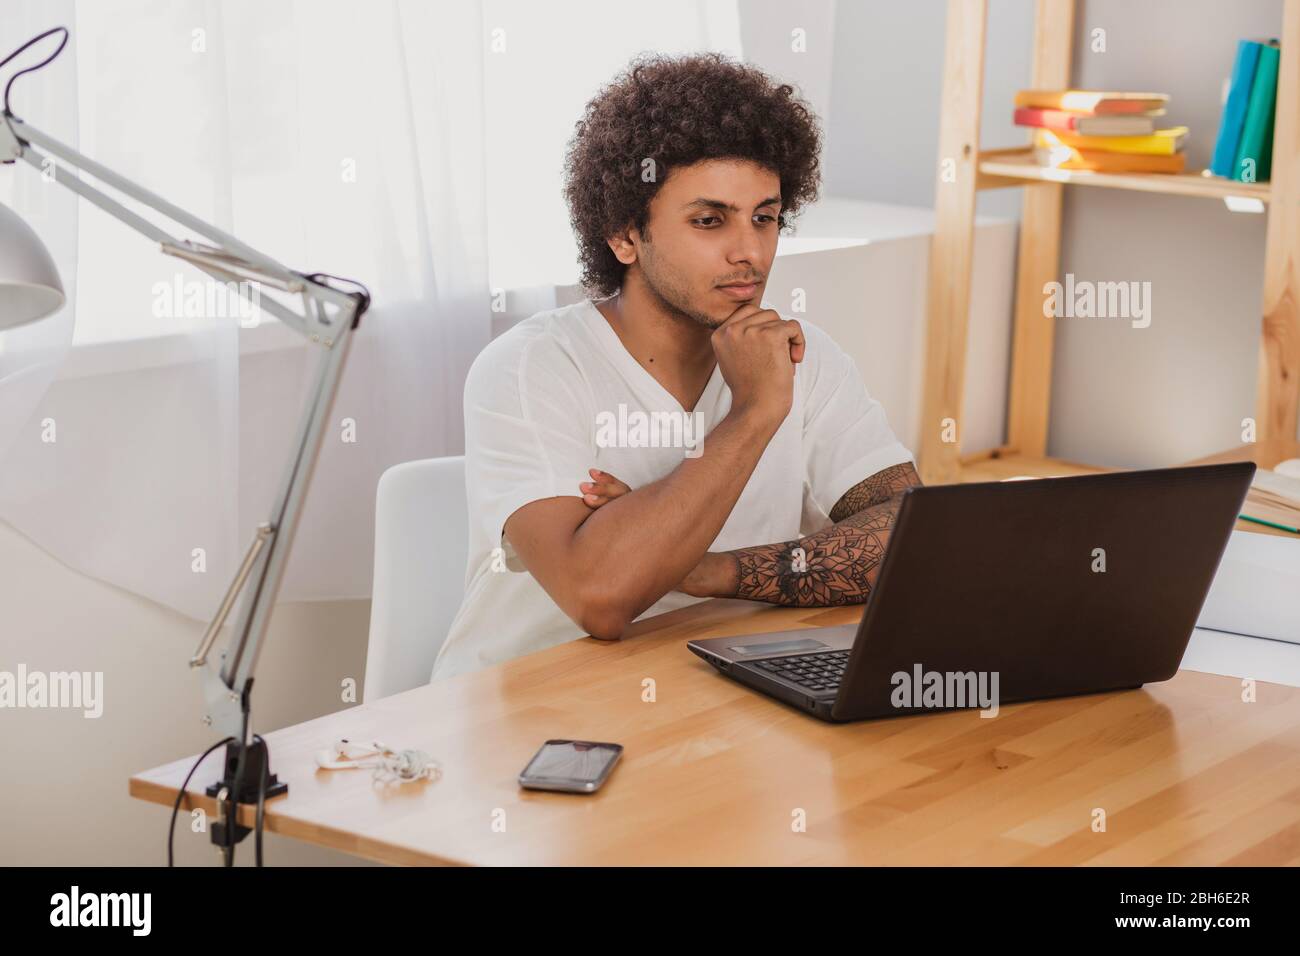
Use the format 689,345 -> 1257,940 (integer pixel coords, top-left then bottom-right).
519,740 -> 622,791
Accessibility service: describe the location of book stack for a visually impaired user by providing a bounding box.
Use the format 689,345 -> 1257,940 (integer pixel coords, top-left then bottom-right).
1013,89 -> 1187,174
1244,469 -> 1300,535
1210,38 -> 1281,183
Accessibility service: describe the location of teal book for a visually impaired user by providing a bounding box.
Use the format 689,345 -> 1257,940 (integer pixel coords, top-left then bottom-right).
1234,40 -> 1280,182
1210,40 -> 1261,177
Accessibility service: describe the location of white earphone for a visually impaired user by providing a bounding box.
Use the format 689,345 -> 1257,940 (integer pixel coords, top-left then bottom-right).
315,738 -> 441,785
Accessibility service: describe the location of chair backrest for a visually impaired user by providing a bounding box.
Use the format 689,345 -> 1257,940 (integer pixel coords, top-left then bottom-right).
364,455 -> 467,701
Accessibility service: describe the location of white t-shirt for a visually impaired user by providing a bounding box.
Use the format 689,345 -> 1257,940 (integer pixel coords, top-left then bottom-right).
431,298 -> 914,680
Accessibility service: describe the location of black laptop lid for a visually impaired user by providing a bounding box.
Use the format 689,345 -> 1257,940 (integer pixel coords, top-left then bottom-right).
832,462 -> 1255,721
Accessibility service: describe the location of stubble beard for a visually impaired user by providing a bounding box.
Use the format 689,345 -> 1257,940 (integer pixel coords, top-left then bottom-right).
639,246 -> 723,331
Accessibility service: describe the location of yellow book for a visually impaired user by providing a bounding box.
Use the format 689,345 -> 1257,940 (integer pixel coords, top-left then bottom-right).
1034,145 -> 1187,174
1036,127 -> 1188,156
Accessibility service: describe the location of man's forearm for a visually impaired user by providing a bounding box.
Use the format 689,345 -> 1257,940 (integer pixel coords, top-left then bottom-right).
712,497 -> 900,606
567,406 -> 781,629
689,462 -> 920,607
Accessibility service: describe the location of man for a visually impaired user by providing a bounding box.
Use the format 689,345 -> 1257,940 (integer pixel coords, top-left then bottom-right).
432,51 -> 920,680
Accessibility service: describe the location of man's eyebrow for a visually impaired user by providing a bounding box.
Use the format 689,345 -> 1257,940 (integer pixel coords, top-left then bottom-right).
681,195 -> 782,213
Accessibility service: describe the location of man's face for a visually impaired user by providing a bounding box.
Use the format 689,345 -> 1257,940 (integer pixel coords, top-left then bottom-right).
619,159 -> 782,329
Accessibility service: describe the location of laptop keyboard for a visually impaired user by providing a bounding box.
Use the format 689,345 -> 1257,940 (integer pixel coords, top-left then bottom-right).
753,650 -> 849,693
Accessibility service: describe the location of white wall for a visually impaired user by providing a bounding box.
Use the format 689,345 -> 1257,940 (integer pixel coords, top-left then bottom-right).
738,0 -> 838,130
823,0 -> 1035,221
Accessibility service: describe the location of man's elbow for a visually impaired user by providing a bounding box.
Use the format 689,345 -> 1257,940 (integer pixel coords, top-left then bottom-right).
574,590 -> 634,642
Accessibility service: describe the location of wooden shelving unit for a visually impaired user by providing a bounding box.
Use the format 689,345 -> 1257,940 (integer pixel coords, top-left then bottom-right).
920,0 -> 1300,508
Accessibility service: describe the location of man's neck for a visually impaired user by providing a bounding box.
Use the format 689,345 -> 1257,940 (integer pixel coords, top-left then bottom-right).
594,274 -> 717,412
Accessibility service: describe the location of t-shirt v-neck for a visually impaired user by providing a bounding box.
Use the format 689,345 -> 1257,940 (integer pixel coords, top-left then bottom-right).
583,300 -> 724,416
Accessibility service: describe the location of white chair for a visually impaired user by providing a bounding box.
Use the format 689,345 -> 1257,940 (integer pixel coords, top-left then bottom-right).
363,455 -> 467,701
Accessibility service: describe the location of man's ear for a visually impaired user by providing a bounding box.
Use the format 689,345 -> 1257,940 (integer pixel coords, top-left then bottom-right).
606,224 -> 638,266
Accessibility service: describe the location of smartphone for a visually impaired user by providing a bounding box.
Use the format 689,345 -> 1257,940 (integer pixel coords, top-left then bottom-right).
518,739 -> 623,793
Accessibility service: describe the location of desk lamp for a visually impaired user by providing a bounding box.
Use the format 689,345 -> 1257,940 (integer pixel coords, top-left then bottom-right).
0,27 -> 371,864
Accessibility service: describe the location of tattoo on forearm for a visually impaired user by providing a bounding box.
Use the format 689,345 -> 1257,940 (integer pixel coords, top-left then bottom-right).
828,462 -> 921,522
727,463 -> 921,607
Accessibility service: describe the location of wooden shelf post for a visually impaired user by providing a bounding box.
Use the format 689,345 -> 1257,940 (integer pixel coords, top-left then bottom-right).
1257,0 -> 1300,445
919,0 -> 988,484
1006,0 -> 1075,460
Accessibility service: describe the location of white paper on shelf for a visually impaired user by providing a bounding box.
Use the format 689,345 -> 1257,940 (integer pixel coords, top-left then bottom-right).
1197,530 -> 1300,645
1251,468 -> 1300,505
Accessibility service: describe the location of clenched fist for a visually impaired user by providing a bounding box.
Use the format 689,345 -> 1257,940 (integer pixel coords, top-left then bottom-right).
711,302 -> 804,426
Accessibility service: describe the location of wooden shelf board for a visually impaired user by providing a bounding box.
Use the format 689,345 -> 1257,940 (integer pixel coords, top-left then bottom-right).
1180,437 -> 1300,470
976,147 -> 1272,203
956,450 -> 1108,483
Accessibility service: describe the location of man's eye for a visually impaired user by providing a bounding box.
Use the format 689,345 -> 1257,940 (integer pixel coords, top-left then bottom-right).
754,214 -> 776,224
692,216 -> 720,227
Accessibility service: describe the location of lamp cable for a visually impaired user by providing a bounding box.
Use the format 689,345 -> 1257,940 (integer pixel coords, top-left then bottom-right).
1,26 -> 69,118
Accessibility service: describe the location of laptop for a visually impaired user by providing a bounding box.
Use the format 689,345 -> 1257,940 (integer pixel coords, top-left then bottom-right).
688,462 -> 1255,722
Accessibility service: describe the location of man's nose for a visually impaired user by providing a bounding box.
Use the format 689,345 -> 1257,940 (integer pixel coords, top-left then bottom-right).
727,224 -> 764,266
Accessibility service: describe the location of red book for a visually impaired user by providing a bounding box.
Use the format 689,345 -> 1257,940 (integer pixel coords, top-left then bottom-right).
1014,107 -> 1156,136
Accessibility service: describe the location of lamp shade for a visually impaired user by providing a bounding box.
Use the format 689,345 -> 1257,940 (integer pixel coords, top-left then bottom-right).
0,200 -> 66,330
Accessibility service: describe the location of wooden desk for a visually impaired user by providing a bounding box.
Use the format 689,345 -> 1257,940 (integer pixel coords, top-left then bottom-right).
131,599 -> 1300,866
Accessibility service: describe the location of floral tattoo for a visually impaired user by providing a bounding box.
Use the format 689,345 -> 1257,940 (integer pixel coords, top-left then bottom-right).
725,462 -> 921,606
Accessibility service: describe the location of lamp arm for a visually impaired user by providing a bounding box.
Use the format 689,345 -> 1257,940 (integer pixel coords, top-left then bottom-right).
2,111 -> 368,737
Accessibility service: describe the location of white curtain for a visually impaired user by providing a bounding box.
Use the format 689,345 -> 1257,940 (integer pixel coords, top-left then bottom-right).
0,0 -> 739,619
0,0 -> 491,617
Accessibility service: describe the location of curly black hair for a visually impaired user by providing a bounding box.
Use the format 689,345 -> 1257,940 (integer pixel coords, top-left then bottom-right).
562,52 -> 823,298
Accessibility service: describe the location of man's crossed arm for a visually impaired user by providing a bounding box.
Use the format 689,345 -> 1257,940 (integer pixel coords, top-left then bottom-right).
505,453 -> 921,641
682,460 -> 919,606
585,461 -> 921,607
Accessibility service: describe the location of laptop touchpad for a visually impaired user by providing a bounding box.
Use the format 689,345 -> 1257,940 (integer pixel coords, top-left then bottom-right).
728,637 -> 828,656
